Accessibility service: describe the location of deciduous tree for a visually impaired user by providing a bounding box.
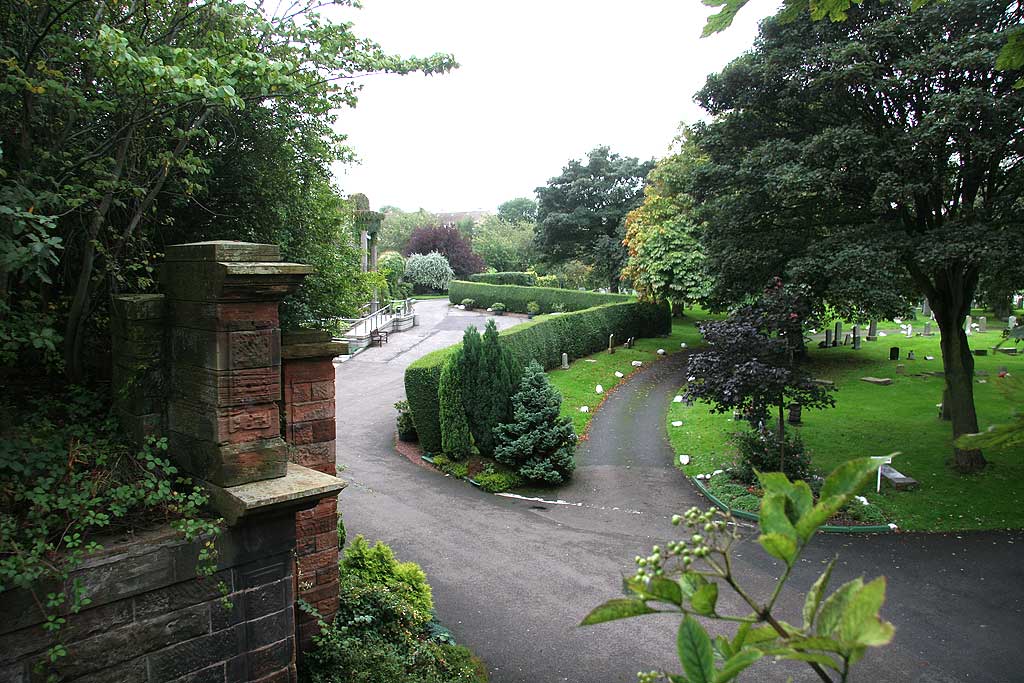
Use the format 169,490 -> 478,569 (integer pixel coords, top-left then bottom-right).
686,0 -> 1023,472
535,147 -> 654,291
405,226 -> 484,276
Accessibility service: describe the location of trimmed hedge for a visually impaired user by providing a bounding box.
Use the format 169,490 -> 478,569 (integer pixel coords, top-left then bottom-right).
467,272 -> 537,286
448,281 -> 629,314
406,296 -> 670,452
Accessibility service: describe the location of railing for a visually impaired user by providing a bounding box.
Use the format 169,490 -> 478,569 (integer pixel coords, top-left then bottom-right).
322,298 -> 415,339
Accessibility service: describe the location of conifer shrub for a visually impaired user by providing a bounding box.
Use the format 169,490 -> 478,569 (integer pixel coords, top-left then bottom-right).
494,361 -> 577,485
438,349 -> 473,460
405,297 -> 669,452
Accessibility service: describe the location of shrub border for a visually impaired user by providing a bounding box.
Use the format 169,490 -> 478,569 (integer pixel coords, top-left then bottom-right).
688,475 -> 893,534
406,289 -> 670,452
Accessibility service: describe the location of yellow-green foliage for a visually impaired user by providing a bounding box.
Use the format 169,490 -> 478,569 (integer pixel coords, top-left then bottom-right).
342,536 -> 433,621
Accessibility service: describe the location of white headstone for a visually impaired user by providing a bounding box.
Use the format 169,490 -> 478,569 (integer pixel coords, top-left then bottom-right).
579,406 -> 589,413
614,371 -> 624,378
1009,315 -> 1018,329
595,384 -> 604,394
631,360 -> 643,367
657,348 -> 666,355
671,420 -> 683,427
978,316 -> 987,332
561,352 -> 569,369
673,395 -> 683,403
905,324 -> 913,338
965,315 -> 973,335
679,454 -> 690,466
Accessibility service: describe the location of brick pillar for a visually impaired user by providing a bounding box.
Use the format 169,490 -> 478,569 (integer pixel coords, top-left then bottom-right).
110,294 -> 166,444
281,329 -> 346,651
161,241 -> 312,487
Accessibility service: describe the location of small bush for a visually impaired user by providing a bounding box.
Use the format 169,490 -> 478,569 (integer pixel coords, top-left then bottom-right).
405,252 -> 455,292
494,361 -> 577,485
460,298 -> 476,309
491,302 -> 506,314
526,301 -> 541,316
303,537 -> 487,683
468,272 -> 537,286
431,454 -> 469,479
341,536 -> 433,621
394,400 -> 417,442
473,463 -> 523,493
731,428 -> 813,485
840,500 -> 888,525
706,477 -> 761,512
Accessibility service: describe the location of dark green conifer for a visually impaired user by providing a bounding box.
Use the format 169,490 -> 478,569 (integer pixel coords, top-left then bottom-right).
494,360 -> 576,484
439,349 -> 473,460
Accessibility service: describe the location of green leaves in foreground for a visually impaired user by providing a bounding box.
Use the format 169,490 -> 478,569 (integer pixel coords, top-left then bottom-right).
581,458 -> 894,682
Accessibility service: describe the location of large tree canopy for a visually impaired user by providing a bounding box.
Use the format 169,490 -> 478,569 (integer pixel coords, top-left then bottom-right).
535,146 -> 654,291
687,0 -> 1024,472
0,0 -> 455,379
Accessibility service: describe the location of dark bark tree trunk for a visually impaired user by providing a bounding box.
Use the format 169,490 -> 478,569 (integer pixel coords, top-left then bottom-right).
907,260 -> 985,473
778,398 -> 786,473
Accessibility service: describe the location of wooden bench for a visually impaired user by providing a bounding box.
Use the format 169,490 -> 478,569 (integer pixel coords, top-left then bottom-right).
370,329 -> 389,346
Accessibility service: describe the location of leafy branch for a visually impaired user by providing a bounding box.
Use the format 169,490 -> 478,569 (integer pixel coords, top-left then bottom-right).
582,457 -> 894,682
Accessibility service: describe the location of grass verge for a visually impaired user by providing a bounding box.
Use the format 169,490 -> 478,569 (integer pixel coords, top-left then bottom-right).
549,308 -> 720,436
668,324 -> 1024,532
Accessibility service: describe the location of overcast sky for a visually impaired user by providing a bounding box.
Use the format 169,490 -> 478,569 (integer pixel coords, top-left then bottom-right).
330,0 -> 781,213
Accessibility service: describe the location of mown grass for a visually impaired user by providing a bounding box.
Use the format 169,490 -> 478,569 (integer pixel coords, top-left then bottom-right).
549,308 -> 720,436
668,323 -> 1024,532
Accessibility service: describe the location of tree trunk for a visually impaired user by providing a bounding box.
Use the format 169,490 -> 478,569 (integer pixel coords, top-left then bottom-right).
934,303 -> 985,473
778,399 -> 785,473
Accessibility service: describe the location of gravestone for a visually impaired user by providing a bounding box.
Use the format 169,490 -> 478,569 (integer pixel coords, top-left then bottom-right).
978,316 -> 987,332
907,350 -> 916,360
853,334 -> 862,350
825,329 -> 833,347
867,320 -> 878,341
965,315 -> 973,335
905,324 -> 913,338
889,347 -> 900,361
608,333 -> 615,354
861,377 -> 893,386
843,333 -> 851,345
561,352 -> 569,369
1009,315 -> 1018,329
922,298 -> 932,317
833,322 -> 842,347
788,403 -> 802,424
923,321 -> 933,336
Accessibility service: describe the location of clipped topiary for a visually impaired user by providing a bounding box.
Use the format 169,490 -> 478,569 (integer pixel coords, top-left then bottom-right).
494,360 -> 577,485
341,535 -> 434,622
438,350 -> 473,460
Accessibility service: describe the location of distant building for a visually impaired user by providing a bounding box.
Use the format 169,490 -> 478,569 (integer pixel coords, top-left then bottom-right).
435,210 -> 489,229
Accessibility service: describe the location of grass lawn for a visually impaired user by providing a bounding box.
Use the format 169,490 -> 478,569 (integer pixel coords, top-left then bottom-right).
413,294 -> 451,300
668,324 -> 1024,532
549,307 -> 721,436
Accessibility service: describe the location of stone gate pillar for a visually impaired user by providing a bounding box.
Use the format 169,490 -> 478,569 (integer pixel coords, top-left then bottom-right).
281,329 -> 347,651
161,241 -> 312,487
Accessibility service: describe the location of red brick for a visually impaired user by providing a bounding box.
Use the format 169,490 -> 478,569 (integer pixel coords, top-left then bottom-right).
288,382 -> 312,403
295,534 -> 315,555
288,399 -> 334,424
314,530 -> 338,552
310,381 -> 334,400
297,548 -> 337,573
315,566 -> 338,586
296,515 -> 334,538
286,422 -> 313,445
314,596 -> 338,616
283,359 -> 334,384
298,581 -> 337,604
310,418 -> 335,443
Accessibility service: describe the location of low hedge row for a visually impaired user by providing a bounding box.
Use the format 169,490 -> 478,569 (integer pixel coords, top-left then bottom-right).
466,272 -> 537,286
406,298 -> 670,451
448,281 -> 630,314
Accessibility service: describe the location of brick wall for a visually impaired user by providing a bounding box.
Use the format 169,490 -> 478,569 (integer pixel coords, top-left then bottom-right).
0,512 -> 300,683
280,331 -> 345,652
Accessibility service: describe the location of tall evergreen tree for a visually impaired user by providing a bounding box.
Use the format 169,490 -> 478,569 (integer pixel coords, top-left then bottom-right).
494,361 -> 577,485
460,326 -> 486,451
439,350 -> 473,460
478,320 -> 522,455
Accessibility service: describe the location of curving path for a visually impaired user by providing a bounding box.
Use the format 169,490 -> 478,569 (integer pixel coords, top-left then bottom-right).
335,300 -> 1024,683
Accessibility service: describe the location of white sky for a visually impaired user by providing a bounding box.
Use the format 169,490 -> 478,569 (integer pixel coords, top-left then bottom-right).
330,0 -> 781,213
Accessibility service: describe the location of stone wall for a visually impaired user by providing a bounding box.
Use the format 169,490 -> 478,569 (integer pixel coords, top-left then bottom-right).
0,512 -> 300,683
